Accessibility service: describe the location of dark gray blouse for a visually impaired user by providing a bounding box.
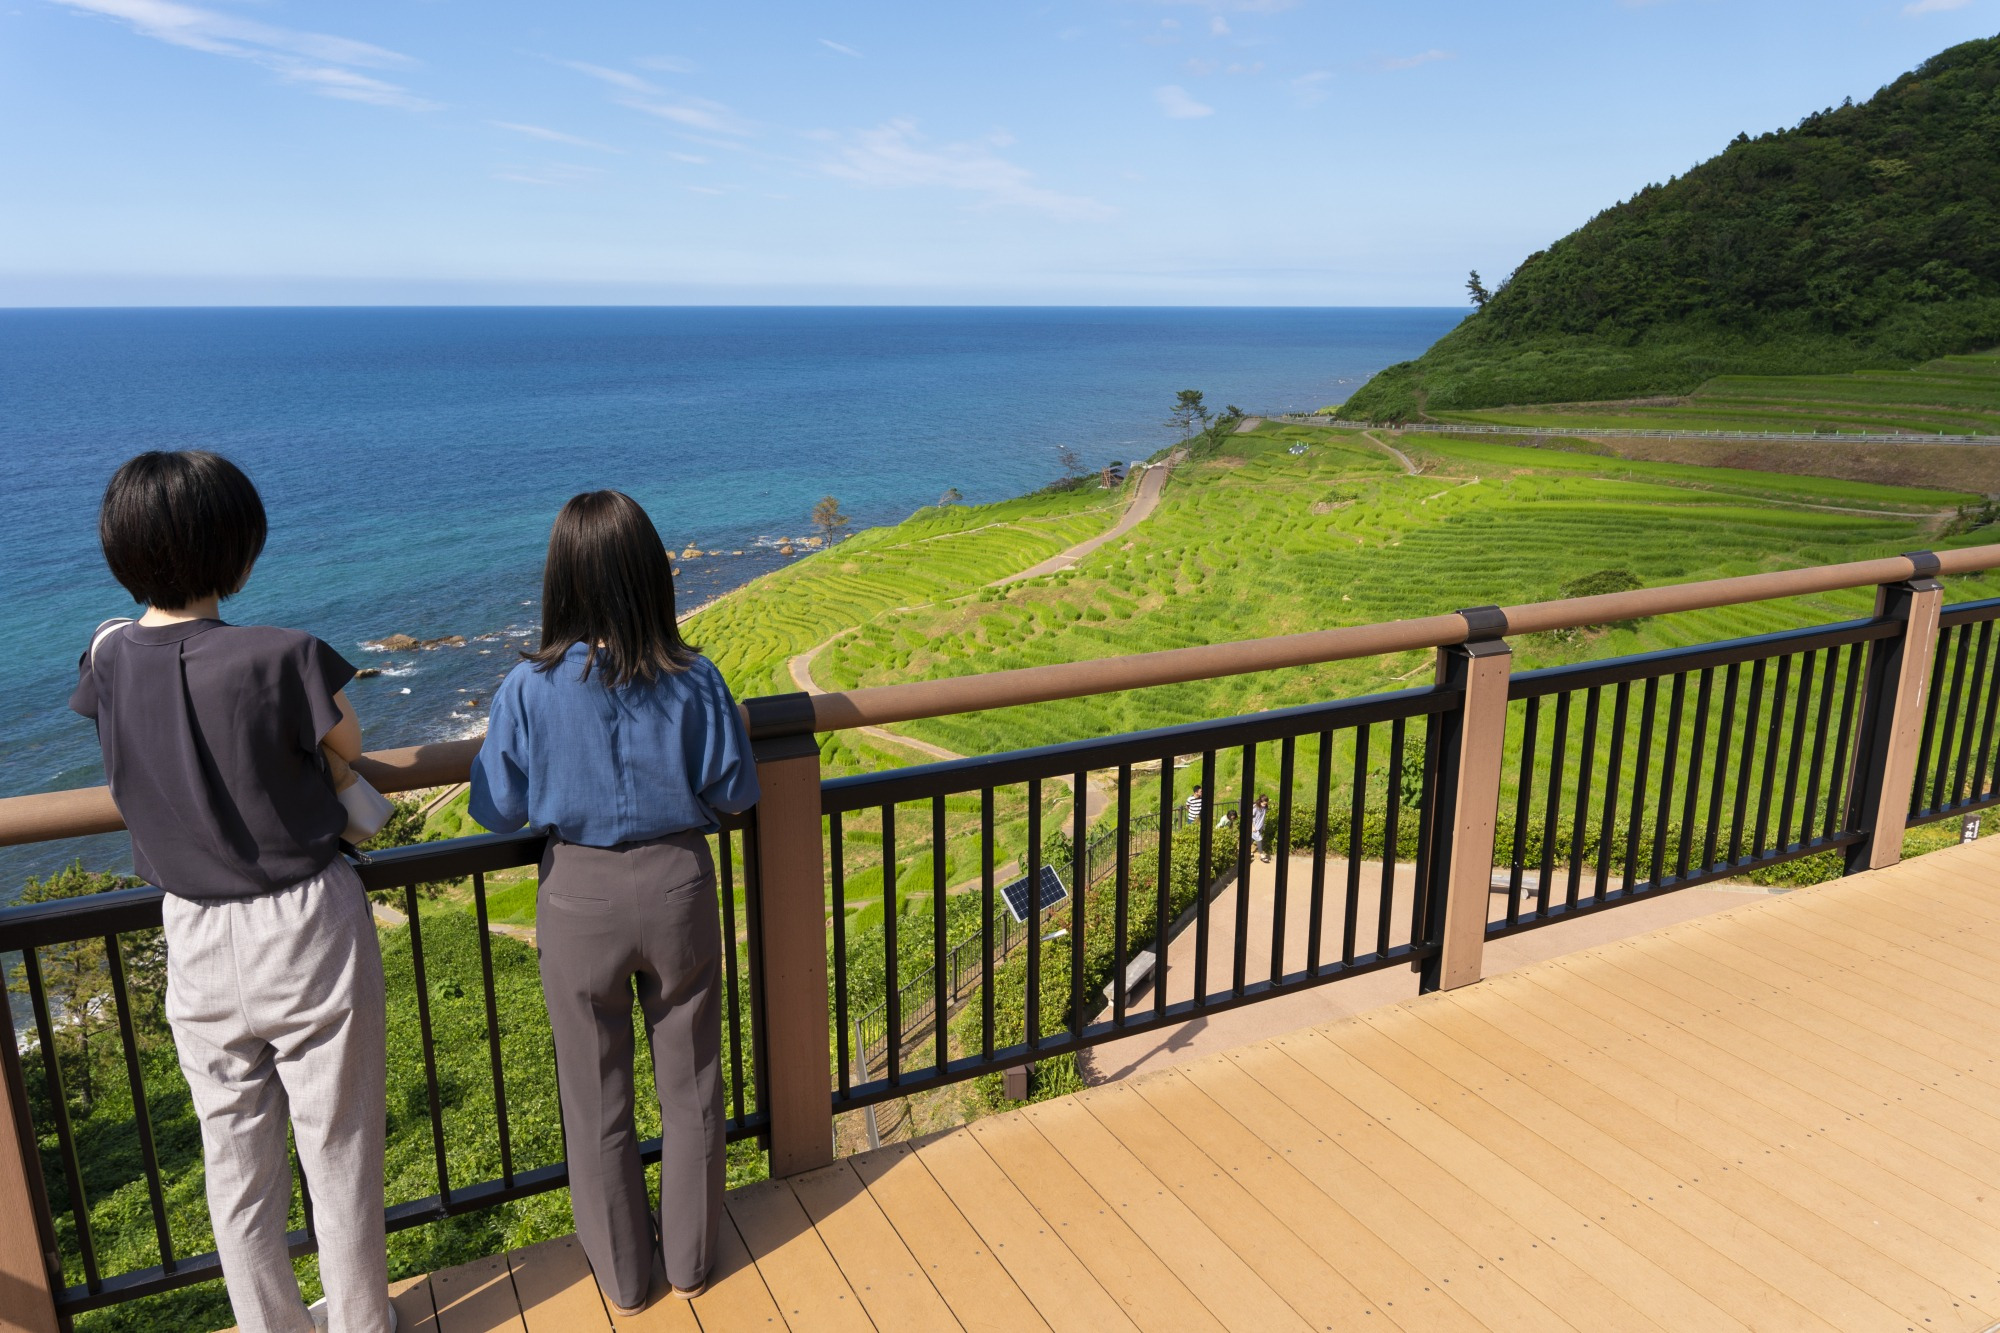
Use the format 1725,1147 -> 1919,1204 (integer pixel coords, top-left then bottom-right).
71,619 -> 356,900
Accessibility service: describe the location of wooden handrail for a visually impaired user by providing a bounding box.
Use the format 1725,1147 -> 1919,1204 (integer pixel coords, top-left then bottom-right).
4,545 -> 1995,850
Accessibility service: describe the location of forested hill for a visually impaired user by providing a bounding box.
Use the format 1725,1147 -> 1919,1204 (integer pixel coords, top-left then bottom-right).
1339,34 -> 2000,421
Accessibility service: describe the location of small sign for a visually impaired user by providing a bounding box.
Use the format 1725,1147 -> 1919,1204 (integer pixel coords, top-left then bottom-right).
1964,815 -> 1983,844
1001,864 -> 1069,923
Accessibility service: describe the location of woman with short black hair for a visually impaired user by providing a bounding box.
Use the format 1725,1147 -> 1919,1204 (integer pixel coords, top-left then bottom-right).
470,490 -> 758,1313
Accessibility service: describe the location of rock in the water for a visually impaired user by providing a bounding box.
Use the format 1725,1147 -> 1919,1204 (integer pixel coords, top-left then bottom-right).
354,667 -> 383,679
364,633 -> 466,652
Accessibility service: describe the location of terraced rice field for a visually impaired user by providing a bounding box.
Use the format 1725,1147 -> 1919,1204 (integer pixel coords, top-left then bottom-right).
1435,348 -> 2000,436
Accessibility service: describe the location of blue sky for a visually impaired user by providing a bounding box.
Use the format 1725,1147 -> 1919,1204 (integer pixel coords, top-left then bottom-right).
1,0 -> 1993,305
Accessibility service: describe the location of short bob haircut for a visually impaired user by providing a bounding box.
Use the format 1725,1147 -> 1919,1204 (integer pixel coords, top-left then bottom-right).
527,490 -> 700,687
99,451 -> 268,611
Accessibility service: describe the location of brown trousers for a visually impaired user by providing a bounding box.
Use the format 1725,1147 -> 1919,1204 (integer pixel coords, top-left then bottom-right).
536,832 -> 725,1305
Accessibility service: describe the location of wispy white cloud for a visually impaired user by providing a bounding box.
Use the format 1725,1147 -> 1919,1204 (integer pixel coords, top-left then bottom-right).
561,60 -> 756,137
1379,48 -> 1453,71
636,53 -> 696,73
1142,0 -> 1299,11
1209,16 -> 1231,35
814,119 -> 1113,220
1904,0 -> 1970,13
49,0 -> 434,107
665,150 -> 709,164
1155,84 -> 1214,118
1291,69 -> 1332,105
493,162 -> 606,187
491,121 -> 623,153
819,38 -> 862,57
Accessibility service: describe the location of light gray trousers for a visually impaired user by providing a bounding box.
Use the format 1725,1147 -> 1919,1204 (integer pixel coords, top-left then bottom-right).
537,833 -> 725,1306
163,857 -> 392,1333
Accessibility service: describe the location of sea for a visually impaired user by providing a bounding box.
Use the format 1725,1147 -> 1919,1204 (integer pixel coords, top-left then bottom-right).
0,305 -> 1461,896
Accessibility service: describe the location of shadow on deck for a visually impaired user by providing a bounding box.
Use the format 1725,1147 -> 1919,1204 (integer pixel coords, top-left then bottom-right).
384,835 -> 2000,1332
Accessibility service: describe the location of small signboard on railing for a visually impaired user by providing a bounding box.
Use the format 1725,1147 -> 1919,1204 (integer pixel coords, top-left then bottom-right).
1001,864 -> 1068,923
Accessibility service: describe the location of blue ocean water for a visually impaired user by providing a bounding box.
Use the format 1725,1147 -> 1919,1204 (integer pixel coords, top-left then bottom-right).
0,306 -> 1459,892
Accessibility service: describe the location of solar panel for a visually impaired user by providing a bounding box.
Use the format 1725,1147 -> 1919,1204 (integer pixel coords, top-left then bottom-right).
1000,864 -> 1069,923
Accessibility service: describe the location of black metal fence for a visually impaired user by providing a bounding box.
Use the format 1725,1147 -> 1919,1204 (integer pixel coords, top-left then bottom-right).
0,824 -> 766,1320
1911,596 -> 2000,826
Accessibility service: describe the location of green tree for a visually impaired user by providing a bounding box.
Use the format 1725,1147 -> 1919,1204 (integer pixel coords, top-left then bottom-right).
938,486 -> 963,506
811,495 -> 850,544
1167,389 -> 1211,439
1055,445 -> 1086,481
1466,270 -> 1492,307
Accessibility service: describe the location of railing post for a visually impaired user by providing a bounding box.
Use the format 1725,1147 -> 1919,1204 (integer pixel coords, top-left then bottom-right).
1420,607 -> 1513,994
1845,553 -> 1946,874
744,693 -> 836,1177
0,990 -> 61,1333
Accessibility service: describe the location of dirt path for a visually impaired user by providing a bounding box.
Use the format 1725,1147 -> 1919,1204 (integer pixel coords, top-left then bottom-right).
1362,430 -> 1420,475
993,454 -> 1178,585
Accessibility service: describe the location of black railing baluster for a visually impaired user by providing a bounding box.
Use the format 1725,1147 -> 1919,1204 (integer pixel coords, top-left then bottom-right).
1650,674 -> 1685,888
21,948 -> 95,1290
1622,677 -> 1658,891
468,873 -> 513,1186
1792,652 -> 1824,852
1951,620 -> 1993,808
1677,671 -> 1714,881
1971,627 -> 2000,807
1071,770 -> 1089,1038
402,883 -> 453,1206
739,813 -> 770,1120
1934,623 -> 1974,811
1596,682 -> 1631,899
1730,659 -> 1767,865
882,803 -> 902,1083
1026,780 -> 1042,1048
1507,697 -> 1540,926
1913,625 -> 1954,816
1800,651 -> 1839,848
1705,664 -> 1741,872
933,795 -> 950,1074
1195,751 -> 1217,1006
296,1147 -> 316,1241
1568,688 -> 1601,908
1114,765 -> 1132,1025
1307,731 -> 1334,974
829,814 -> 850,1094
1538,694 -> 1569,919
1409,717 -> 1439,949
1827,644 -> 1865,840
718,832 -> 748,1122
105,935 -> 173,1271
981,789 -> 996,1060
1753,656 -> 1791,857
1271,737 -> 1295,984
1379,719 -> 1405,956
1154,760 -> 1173,1020
1232,747 -> 1256,998
1345,725 -> 1369,964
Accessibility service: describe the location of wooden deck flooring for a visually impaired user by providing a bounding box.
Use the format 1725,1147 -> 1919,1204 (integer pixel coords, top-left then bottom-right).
387,837 -> 2000,1332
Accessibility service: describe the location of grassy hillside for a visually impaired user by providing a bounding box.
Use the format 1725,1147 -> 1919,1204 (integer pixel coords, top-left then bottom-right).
1340,35 -> 2000,419
1435,349 -> 2000,436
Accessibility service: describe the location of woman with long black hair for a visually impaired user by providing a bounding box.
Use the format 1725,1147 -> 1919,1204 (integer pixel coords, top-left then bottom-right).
470,490 -> 758,1313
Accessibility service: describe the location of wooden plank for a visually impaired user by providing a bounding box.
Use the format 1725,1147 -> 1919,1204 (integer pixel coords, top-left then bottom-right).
1639,927 -> 2000,1101
1523,957 -> 2000,1239
1021,1093 -> 1312,1333
912,1122 -> 1137,1333
1128,1067 -> 1487,1333
1671,915 -> 2000,1089
1719,907 -> 1992,1016
504,1236 -> 617,1333
848,1139 -> 1051,1333
964,1109 -> 1224,1331
1309,1019 -> 1811,1331
1176,1053 -> 1581,1333
1766,896 -> 1994,995
1419,989 -> 1987,1324
1225,1040 -> 1671,1333
430,1254 -> 527,1333
1459,975 -> 2000,1315
684,1209 -> 786,1331
1379,1003 -> 1908,1332
390,1276 -> 440,1333
1597,941 -> 2000,1172
1078,1079 -> 1425,1332
725,1178 -> 871,1332
786,1157 -> 961,1331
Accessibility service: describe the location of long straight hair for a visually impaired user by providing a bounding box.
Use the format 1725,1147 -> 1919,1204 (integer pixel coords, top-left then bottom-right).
526,490 -> 700,686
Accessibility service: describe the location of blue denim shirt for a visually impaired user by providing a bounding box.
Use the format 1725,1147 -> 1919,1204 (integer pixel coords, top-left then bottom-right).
469,646 -> 759,846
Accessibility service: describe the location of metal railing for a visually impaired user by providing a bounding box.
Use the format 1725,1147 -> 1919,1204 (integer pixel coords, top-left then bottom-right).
0,825 -> 767,1321
1272,414 -> 2000,446
2,544 -> 1996,1327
